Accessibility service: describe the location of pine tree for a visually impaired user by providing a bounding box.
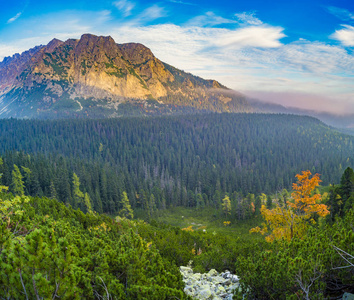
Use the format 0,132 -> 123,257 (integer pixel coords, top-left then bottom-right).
49,181 -> 58,199
255,195 -> 262,215
11,164 -> 24,196
119,191 -> 134,219
72,173 -> 84,208
21,166 -> 32,194
84,192 -> 93,214
149,194 -> 156,216
340,167 -> 354,211
196,193 -> 204,210
266,195 -> 273,209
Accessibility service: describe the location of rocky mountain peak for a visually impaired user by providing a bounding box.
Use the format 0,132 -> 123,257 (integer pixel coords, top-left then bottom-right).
120,43 -> 155,64
0,33 -> 251,118
75,34 -> 118,57
46,38 -> 64,52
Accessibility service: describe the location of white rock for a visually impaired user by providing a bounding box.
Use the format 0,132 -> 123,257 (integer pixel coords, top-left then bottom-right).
215,285 -> 226,294
180,266 -> 241,300
198,286 -> 212,299
180,266 -> 193,273
208,269 -> 218,276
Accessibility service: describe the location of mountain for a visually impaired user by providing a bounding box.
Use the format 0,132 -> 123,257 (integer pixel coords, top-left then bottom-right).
0,34 -> 252,118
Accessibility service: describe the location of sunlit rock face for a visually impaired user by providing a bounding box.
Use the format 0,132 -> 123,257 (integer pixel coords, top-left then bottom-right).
0,34 -> 252,118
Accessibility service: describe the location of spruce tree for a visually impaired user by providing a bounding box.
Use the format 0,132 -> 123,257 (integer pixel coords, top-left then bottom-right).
49,181 -> 58,200
72,173 -> 84,208
119,191 -> 134,219
340,167 -> 354,210
11,164 -> 24,196
84,192 -> 93,214
266,195 -> 273,209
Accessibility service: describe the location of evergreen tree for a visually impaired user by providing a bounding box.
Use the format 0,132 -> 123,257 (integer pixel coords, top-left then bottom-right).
11,164 -> 24,196
49,181 -> 58,200
72,173 -> 84,208
340,167 -> 354,211
149,194 -> 156,216
266,195 -> 273,209
21,166 -> 32,195
255,195 -> 262,215
119,191 -> 134,219
327,185 -> 342,220
95,187 -> 103,213
84,192 -> 93,214
196,193 -> 204,210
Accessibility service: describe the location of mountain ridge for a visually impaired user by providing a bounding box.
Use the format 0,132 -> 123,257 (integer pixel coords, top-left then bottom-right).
0,33 -> 252,118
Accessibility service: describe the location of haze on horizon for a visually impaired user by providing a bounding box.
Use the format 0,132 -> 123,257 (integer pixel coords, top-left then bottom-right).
0,0 -> 353,115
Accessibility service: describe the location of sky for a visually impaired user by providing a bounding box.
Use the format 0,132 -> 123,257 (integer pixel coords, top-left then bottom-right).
0,0 -> 354,115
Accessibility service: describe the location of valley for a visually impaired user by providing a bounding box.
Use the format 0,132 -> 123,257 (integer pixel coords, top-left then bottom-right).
0,21 -> 353,298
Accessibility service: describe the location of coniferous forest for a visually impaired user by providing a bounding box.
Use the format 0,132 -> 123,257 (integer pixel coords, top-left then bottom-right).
1,113 -> 354,299
0,113 -> 353,214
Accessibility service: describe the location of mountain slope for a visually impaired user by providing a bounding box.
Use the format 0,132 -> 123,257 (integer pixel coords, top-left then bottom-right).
0,34 -> 252,118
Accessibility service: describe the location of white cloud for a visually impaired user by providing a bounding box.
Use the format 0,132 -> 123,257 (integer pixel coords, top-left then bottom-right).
0,44 -> 23,61
235,12 -> 262,26
1,8 -> 353,114
331,25 -> 354,46
167,0 -> 195,5
109,23 -> 354,114
7,12 -> 22,24
187,12 -> 236,27
113,0 -> 135,17
215,26 -> 285,48
326,6 -> 354,22
130,5 -> 166,24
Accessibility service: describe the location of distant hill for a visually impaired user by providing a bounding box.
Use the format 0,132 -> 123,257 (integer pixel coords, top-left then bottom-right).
248,98 -> 354,130
0,34 -> 252,118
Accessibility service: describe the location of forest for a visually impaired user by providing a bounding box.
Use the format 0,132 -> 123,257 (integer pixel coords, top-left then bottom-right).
0,113 -> 354,299
0,113 -> 353,215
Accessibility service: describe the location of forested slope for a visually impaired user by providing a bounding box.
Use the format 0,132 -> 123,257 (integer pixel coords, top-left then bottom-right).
0,113 -> 353,214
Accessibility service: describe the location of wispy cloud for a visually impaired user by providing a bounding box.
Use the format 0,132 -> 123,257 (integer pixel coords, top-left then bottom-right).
235,12 -> 262,26
131,5 -> 166,24
215,25 -> 285,48
167,0 -> 195,5
1,7 -> 353,114
7,12 -> 22,24
110,22 -> 353,114
113,0 -> 135,17
331,25 -> 354,46
326,6 -> 354,22
187,12 -> 236,27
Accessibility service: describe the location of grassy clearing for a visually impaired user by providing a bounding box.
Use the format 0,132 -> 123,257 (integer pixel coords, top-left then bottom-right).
135,206 -> 264,243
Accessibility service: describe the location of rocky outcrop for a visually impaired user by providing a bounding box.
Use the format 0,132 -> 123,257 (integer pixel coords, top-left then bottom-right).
180,266 -> 241,300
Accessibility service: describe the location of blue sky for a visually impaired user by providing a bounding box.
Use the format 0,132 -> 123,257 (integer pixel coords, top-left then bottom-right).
1,0 -> 354,114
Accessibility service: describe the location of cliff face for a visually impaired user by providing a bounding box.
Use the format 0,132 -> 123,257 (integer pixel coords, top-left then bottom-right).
0,34 -> 252,118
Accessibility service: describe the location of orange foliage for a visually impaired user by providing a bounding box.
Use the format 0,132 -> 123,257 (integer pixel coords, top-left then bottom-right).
250,170 -> 330,242
251,202 -> 255,213
289,170 -> 329,217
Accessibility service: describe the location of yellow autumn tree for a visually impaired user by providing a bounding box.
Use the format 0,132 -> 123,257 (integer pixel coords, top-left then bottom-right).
221,195 -> 232,218
250,170 -> 329,242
